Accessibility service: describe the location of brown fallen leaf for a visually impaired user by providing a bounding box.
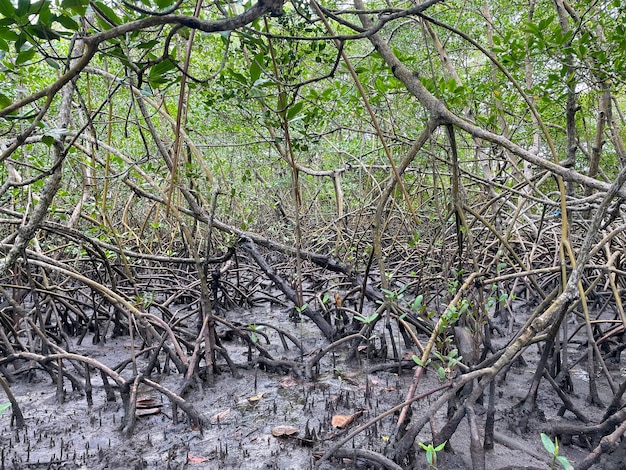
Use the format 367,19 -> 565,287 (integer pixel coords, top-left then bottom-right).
136,397 -> 159,408
331,410 -> 364,429
248,392 -> 265,403
135,407 -> 161,417
209,408 -> 231,424
271,425 -> 299,437
331,414 -> 353,429
279,376 -> 299,389
334,292 -> 343,309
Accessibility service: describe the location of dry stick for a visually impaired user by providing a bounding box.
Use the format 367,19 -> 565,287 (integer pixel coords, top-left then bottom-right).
602,377 -> 626,422
463,204 -> 546,298
25,256 -> 189,370
466,405 -> 485,470
432,156 -> 626,451
305,332 -> 365,379
542,370 -> 589,424
577,418 -> 626,470
311,0 -> 431,347
56,357 -> 64,404
330,448 -> 403,470
546,406 -> 626,441
254,322 -> 304,352
309,0 -> 420,230
239,238 -> 333,339
165,0 -> 203,214
316,381 -> 454,466
121,375 -> 141,436
141,377 -> 204,427
1,351 -> 127,387
395,272 -> 478,430
0,372 -> 25,428
603,245 -> 626,325
84,363 -> 93,407
562,238 -> 618,399
520,319 -> 561,420
262,20 -> 305,311
484,380 -> 496,450
180,222 -> 218,379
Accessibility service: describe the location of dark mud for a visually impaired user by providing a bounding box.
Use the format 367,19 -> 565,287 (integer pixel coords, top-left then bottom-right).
0,304 -> 620,469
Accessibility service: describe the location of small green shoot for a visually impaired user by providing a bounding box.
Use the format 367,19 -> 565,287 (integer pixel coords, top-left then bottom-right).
433,348 -> 463,381
540,433 -> 574,470
0,403 -> 10,415
419,440 -> 446,469
248,324 -> 265,344
381,283 -> 407,303
411,294 -> 424,312
412,355 -> 431,367
354,312 -> 378,325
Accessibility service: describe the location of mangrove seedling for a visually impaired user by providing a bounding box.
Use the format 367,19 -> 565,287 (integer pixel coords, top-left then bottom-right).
419,440 -> 446,469
541,433 -> 574,470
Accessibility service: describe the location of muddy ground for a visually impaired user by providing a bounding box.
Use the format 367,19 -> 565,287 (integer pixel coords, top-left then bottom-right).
0,302 -> 623,469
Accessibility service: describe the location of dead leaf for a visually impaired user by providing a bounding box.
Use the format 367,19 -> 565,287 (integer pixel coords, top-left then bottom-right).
135,407 -> 161,417
271,425 -> 299,437
279,376 -> 298,388
209,408 -> 231,424
248,392 -> 265,403
332,410 -> 364,429
331,414 -> 353,429
188,455 -> 208,463
334,292 -> 343,309
136,397 -> 159,408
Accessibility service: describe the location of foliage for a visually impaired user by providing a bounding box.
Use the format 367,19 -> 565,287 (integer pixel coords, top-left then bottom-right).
419,440 -> 446,469
541,433 -> 574,470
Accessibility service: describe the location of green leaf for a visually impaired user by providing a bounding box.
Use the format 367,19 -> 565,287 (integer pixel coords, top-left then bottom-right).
26,24 -> 62,40
556,455 -> 574,470
16,0 -> 29,17
0,92 -> 11,109
540,433 -> 556,454
538,16 -> 553,30
45,57 -> 59,69
250,54 -> 263,83
29,0 -> 48,15
0,27 -> 18,41
154,0 -> 174,9
426,448 -> 435,465
136,39 -> 159,50
41,135 -> 54,147
434,441 -> 446,452
61,0 -> 88,17
94,1 -> 122,27
0,0 -> 15,17
16,47 -> 36,65
286,101 -> 303,121
412,295 -> 423,311
148,58 -> 177,88
55,14 -> 80,31
0,403 -> 10,414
